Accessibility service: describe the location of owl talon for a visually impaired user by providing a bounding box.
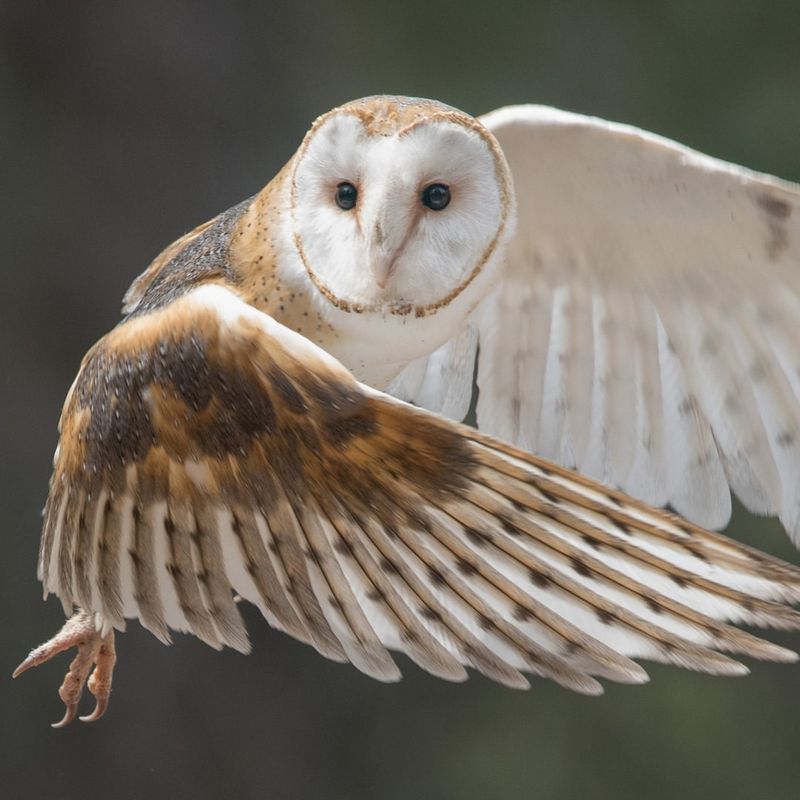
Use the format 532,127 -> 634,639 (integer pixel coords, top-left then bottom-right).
79,697 -> 108,724
80,633 -> 116,723
52,703 -> 79,729
13,610 -> 116,728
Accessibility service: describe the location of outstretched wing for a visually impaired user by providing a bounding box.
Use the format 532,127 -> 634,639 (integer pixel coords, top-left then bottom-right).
41,282 -> 800,692
399,105 -> 800,542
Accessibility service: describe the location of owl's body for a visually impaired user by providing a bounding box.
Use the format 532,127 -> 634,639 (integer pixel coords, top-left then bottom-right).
17,95 -> 800,727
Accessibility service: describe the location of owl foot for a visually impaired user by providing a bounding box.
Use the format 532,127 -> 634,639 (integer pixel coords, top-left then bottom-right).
13,610 -> 116,728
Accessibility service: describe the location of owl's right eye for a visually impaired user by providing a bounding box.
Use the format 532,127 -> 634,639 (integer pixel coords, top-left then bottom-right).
335,182 -> 358,210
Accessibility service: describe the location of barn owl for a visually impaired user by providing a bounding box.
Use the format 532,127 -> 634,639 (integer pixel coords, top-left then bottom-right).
16,96 -> 800,728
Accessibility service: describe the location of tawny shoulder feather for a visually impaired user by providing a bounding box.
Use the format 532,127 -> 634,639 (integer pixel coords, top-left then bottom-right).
121,198 -> 253,316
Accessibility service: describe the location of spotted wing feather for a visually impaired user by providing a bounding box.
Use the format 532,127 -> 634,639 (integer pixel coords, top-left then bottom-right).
40,283 -> 800,691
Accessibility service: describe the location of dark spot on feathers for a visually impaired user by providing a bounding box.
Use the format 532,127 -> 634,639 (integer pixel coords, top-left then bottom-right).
409,509 -> 433,533
419,607 -> 442,622
498,514 -> 520,535
525,650 -> 546,666
401,628 -> 420,643
428,566 -> 446,586
298,377 -> 365,417
724,392 -> 739,413
323,409 -> 378,446
367,587 -> 386,603
777,430 -> 795,448
379,557 -> 400,575
581,533 -> 602,551
756,192 -> 792,260
477,613 -> 495,631
513,604 -> 533,622
570,557 -> 593,578
646,596 -> 663,613
700,334 -> 718,357
749,360 -> 768,382
679,395 -> 695,416
333,536 -> 354,557
529,569 -> 551,588
757,193 -> 792,221
744,549 -> 770,566
328,595 -> 342,611
596,609 -> 615,625
167,336 -> 213,412
538,488 -> 559,504
682,542 -> 709,562
267,369 -> 308,415
671,574 -> 689,588
616,521 -> 633,536
383,523 -> 400,541
455,558 -> 478,576
464,527 -> 493,547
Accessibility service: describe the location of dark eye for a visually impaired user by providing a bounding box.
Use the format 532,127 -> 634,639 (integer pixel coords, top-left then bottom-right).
335,181 -> 358,210
421,183 -> 450,211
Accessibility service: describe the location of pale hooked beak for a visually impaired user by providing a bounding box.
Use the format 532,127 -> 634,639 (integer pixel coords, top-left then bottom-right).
369,213 -> 413,289
371,250 -> 400,289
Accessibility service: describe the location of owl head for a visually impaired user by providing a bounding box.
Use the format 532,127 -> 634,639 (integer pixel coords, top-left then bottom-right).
287,96 -> 517,316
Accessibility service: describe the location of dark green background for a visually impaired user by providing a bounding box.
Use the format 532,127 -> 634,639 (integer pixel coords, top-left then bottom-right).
3,2 -> 800,798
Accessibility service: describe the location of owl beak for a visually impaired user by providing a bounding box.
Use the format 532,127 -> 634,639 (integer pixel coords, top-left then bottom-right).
369,217 -> 407,289
372,255 -> 398,289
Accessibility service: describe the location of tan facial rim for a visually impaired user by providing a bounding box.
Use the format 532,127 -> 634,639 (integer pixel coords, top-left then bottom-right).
289,106 -> 513,319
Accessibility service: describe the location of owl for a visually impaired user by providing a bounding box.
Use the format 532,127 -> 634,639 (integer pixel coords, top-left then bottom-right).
16,96 -> 800,728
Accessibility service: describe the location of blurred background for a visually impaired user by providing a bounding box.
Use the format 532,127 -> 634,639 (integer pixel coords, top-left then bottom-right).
3,2 -> 800,798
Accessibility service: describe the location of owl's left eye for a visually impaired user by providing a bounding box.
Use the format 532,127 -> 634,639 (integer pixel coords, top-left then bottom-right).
421,183 -> 451,211
335,182 -> 358,210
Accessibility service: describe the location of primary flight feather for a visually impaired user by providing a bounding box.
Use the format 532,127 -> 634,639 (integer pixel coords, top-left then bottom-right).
16,95 -> 800,727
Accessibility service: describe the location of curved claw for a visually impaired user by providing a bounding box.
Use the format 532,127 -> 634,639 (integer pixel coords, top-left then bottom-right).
79,697 -> 108,724
12,656 -> 35,679
52,703 -> 79,729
